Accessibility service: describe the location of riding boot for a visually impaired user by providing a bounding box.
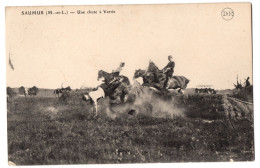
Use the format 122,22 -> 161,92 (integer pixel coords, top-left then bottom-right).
163,77 -> 169,89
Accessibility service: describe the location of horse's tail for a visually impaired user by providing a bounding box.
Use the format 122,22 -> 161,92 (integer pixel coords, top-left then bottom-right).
172,76 -> 190,89
182,76 -> 190,89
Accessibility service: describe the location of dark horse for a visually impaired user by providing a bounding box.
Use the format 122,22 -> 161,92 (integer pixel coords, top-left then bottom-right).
133,62 -> 190,93
28,87 -> 38,96
54,86 -> 72,97
97,70 -> 131,103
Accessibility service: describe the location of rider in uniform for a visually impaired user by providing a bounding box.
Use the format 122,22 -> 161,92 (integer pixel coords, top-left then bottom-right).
162,55 -> 175,88
110,62 -> 125,84
97,62 -> 125,98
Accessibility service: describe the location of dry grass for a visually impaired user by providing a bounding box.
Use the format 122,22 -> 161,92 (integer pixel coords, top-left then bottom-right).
7,91 -> 254,165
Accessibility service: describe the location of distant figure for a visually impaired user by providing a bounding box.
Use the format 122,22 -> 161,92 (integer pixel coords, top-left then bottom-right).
54,86 -> 72,97
19,86 -> 29,96
234,75 -> 243,89
110,62 -> 125,84
28,86 -> 39,96
245,77 -> 251,87
162,55 -> 175,88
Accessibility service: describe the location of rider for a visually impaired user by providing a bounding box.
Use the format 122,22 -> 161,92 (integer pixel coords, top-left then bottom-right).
245,77 -> 251,87
162,55 -> 175,88
110,62 -> 125,84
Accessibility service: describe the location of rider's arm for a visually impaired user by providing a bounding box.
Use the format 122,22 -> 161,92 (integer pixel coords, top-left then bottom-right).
162,64 -> 168,71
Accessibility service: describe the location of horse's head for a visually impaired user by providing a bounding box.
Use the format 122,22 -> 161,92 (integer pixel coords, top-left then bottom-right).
133,69 -> 145,79
97,70 -> 106,81
97,70 -> 102,79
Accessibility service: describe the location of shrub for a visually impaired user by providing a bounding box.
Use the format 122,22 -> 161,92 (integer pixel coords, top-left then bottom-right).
19,86 -> 25,95
7,87 -> 17,98
59,91 -> 71,104
231,86 -> 253,102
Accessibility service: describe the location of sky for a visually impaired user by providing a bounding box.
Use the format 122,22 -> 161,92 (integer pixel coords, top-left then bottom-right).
6,3 -> 252,90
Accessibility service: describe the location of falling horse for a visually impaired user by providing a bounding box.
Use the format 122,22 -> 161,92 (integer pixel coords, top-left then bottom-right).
82,70 -> 131,116
97,70 -> 131,103
82,82 -> 131,117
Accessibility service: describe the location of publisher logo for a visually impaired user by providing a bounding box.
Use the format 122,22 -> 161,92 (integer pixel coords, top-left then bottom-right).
221,8 -> 234,21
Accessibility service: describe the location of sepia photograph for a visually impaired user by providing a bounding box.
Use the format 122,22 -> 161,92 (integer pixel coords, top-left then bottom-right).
5,2 -> 254,166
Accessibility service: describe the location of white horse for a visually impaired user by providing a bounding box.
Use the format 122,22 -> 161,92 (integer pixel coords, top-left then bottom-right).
82,87 -> 105,117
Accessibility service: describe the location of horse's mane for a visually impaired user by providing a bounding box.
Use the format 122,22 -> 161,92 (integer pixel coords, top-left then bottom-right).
98,69 -> 107,73
136,69 -> 145,72
148,62 -> 160,72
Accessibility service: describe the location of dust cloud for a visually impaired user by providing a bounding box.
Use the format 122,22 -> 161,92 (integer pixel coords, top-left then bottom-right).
42,106 -> 60,119
102,81 -> 184,119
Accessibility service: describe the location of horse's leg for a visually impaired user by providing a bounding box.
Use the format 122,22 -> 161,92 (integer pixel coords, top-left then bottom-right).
120,86 -> 129,103
123,95 -> 128,103
165,81 -> 170,90
91,106 -> 94,114
121,87 -> 129,103
178,88 -> 184,94
93,100 -> 98,117
96,104 -> 99,117
180,89 -> 184,94
94,105 -> 98,117
165,78 -> 174,90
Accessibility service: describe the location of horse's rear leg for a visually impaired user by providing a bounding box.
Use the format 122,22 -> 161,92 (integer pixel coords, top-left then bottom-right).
95,105 -> 98,117
92,101 -> 98,117
123,94 -> 129,103
121,88 -> 129,103
178,88 -> 184,94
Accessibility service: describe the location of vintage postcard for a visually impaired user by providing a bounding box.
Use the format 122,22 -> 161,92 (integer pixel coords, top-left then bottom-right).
6,3 -> 253,165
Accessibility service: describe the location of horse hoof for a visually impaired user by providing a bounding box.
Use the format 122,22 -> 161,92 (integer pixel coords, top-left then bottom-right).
128,109 -> 136,115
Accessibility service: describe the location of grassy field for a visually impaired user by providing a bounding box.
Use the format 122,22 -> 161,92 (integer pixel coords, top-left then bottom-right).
7,90 -> 254,165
